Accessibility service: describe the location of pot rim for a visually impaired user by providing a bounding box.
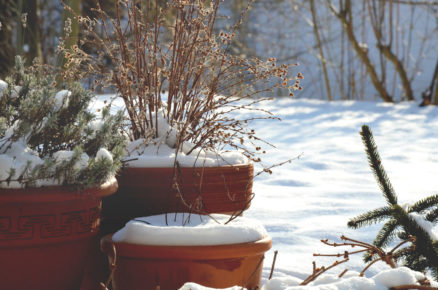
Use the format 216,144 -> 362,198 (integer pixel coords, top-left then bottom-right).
0,176 -> 118,203
101,234 -> 272,260
120,162 -> 254,171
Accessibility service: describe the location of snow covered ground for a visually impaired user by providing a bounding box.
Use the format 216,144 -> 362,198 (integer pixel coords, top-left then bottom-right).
94,96 -> 438,287
240,98 -> 438,284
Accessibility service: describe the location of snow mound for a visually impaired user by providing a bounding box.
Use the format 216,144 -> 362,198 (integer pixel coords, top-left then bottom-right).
112,213 -> 268,246
123,109 -> 249,168
0,80 -> 7,97
0,138 -> 44,188
125,140 -> 247,167
261,267 -> 437,290
53,90 -> 71,111
179,283 -> 246,290
96,148 -> 113,163
53,150 -> 89,170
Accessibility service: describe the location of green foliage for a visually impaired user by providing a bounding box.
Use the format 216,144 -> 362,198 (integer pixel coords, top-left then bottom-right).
360,125 -> 397,205
348,124 -> 438,278
0,56 -> 126,188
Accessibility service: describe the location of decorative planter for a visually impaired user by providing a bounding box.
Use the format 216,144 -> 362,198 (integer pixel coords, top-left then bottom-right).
101,233 -> 271,290
0,177 -> 118,290
101,163 -> 254,234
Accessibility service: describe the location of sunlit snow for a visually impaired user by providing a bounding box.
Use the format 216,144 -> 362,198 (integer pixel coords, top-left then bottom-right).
240,98 -> 438,285
113,213 -> 268,246
96,96 -> 438,288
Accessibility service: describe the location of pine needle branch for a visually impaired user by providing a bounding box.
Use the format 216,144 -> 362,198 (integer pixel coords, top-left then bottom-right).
360,125 -> 397,205
409,194 -> 438,214
348,206 -> 392,229
426,207 -> 438,222
391,205 -> 438,269
372,219 -> 399,249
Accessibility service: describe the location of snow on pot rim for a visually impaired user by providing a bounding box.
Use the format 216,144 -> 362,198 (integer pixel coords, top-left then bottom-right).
122,108 -> 250,168
179,283 -> 246,290
123,139 -> 249,168
112,213 -> 268,246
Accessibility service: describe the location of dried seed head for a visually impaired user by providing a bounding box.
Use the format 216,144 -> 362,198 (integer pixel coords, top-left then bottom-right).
21,13 -> 28,28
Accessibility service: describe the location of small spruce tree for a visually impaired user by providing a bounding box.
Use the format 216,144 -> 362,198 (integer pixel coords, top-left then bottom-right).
0,56 -> 126,188
348,125 -> 438,278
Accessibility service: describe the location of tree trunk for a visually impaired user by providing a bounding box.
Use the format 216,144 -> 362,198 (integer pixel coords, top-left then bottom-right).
378,44 -> 414,101
310,0 -> 333,101
430,60 -> 438,105
0,0 -> 16,78
327,0 -> 393,102
25,0 -> 43,63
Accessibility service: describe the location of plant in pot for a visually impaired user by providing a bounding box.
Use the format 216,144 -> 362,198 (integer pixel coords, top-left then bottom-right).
0,56 -> 125,290
66,0 -> 303,233
100,213 -> 272,290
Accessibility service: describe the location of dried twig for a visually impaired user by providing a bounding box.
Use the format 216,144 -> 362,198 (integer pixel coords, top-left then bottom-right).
99,244 -> 117,290
300,235 -> 416,286
269,250 -> 279,280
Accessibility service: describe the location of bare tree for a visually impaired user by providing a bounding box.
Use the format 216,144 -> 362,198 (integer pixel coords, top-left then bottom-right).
327,0 -> 394,102
366,0 -> 414,101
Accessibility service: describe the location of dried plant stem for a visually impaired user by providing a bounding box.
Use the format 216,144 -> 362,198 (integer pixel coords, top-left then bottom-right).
300,235 -> 417,286
244,256 -> 265,290
99,244 -> 117,290
301,258 -> 349,285
269,250 -> 279,280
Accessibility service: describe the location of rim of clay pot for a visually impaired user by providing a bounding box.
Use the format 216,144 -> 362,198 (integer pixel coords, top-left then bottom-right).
101,234 -> 272,260
119,162 -> 254,172
0,176 -> 118,203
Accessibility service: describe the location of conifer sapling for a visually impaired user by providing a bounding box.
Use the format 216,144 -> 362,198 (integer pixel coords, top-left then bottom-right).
348,124 -> 438,278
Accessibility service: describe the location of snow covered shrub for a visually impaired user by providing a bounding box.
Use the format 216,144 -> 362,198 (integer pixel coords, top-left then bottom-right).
348,125 -> 438,279
60,0 -> 303,169
0,56 -> 126,188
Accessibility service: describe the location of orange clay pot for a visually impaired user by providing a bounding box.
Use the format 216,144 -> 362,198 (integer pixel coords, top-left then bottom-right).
0,177 -> 117,290
101,163 -> 254,234
101,233 -> 271,290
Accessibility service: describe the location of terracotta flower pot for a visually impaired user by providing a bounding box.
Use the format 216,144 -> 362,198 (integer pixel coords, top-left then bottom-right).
0,177 -> 118,290
101,163 -> 254,234
101,233 -> 271,290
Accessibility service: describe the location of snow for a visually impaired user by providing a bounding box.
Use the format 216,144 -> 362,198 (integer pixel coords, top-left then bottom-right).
53,150 -> 89,170
0,137 -> 44,188
53,89 -> 71,111
89,95 -> 249,167
409,212 -> 438,241
0,155 -> 14,180
88,119 -> 105,132
96,148 -> 113,163
123,109 -> 248,168
0,80 -> 7,97
0,85 -> 114,188
125,140 -> 247,168
96,96 -> 438,287
262,267 -> 437,289
236,98 -> 438,286
10,86 -> 21,99
4,85 -> 438,285
179,283 -> 246,290
178,268 -> 437,290
112,213 -> 268,246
